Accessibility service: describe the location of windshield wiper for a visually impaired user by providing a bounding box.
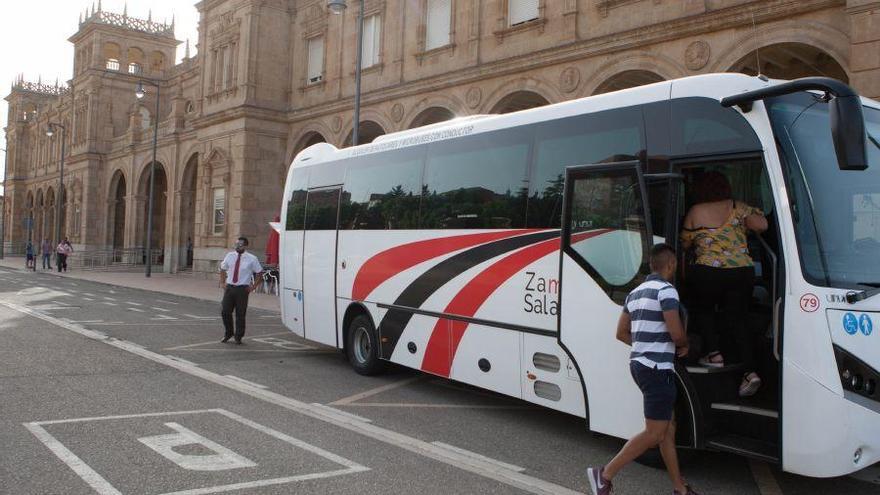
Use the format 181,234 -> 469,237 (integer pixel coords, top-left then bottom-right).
846,282 -> 880,303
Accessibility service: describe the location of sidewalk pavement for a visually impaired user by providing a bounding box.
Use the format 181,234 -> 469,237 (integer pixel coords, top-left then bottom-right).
0,256 -> 280,312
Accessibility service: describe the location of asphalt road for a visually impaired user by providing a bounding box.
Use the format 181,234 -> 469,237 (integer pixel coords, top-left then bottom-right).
1,266 -> 878,494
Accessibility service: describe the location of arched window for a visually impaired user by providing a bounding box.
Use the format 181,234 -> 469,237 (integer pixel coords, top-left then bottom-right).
103,42 -> 121,71
150,51 -> 166,73
128,62 -> 143,75
106,58 -> 120,71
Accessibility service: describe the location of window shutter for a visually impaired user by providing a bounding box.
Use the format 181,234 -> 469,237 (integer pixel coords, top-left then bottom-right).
508,0 -> 538,26
307,37 -> 324,83
425,0 -> 451,51
361,15 -> 381,67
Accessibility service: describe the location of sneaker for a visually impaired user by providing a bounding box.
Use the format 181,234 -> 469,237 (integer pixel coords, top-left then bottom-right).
698,351 -> 724,368
674,484 -> 701,495
739,373 -> 762,397
587,466 -> 613,495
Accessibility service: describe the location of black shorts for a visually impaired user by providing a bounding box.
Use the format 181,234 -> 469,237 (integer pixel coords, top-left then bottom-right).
630,361 -> 677,421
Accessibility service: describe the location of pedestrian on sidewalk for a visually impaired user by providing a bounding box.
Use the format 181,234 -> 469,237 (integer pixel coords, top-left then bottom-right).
25,240 -> 35,270
56,238 -> 73,273
41,238 -> 53,270
587,244 -> 699,495
219,237 -> 262,344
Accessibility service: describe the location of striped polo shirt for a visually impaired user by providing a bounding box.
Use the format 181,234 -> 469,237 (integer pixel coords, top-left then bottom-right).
623,274 -> 679,370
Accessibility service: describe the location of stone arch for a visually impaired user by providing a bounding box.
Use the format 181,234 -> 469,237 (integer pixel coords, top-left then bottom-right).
408,106 -> 456,129
592,70 -> 666,96
711,19 -> 850,80
482,77 -> 558,114
489,91 -> 551,114
135,161 -> 169,256
177,153 -> 199,270
108,169 -> 127,251
127,46 -> 145,75
727,42 -> 848,82
403,94 -> 467,130
583,52 -> 685,96
291,130 -> 328,160
103,41 -> 121,71
344,120 -> 387,147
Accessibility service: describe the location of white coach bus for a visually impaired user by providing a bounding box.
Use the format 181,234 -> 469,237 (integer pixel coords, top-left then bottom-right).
278,74 -> 880,477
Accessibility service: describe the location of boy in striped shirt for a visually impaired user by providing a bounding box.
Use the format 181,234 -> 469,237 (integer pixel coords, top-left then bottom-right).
587,244 -> 698,495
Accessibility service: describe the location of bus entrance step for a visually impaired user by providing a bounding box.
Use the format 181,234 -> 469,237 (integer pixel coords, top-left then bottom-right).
710,401 -> 778,419
706,433 -> 779,463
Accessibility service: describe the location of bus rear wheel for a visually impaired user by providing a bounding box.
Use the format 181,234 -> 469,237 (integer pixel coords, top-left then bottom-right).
347,314 -> 385,375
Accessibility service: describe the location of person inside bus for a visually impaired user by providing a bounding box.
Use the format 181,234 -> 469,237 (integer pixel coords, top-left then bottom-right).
681,171 -> 768,397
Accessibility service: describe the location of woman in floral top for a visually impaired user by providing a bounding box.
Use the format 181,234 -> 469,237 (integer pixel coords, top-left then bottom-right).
681,171 -> 768,397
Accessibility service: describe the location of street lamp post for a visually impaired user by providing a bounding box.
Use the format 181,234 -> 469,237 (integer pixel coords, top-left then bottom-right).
135,79 -> 160,277
46,123 -> 66,257
328,0 -> 364,146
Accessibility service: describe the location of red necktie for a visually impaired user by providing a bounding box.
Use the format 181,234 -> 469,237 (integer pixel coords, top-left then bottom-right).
232,253 -> 242,284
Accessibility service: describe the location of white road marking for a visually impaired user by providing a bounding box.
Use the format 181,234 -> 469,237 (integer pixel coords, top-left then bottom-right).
124,302 -> 142,306
139,422 -> 257,471
310,404 -> 372,423
23,423 -> 122,495
83,293 -> 97,297
165,355 -> 199,367
749,460 -> 783,495
432,442 -> 526,473
163,332 -> 307,351
126,307 -> 146,313
329,376 -> 424,406
183,314 -> 219,320
82,297 -> 94,301
25,408 -> 368,495
224,375 -> 269,389
4,301 -> 582,495
103,297 -> 116,301
151,306 -> 171,312
150,314 -> 178,321
344,403 -> 535,410
67,320 -> 105,324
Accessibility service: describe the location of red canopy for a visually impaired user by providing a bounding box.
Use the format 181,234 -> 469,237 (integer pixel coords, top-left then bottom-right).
265,215 -> 280,265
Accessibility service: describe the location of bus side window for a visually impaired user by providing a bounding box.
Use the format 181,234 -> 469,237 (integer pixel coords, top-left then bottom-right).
339,150 -> 423,230
529,107 -> 644,228
286,171 -> 309,231
305,189 -> 341,230
422,129 -> 529,229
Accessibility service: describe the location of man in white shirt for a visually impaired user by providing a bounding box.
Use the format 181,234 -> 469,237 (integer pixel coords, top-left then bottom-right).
219,237 -> 263,344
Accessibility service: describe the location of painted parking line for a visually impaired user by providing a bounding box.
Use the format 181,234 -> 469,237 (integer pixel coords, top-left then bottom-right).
224,375 -> 269,389
150,314 -> 179,321
24,409 -> 369,495
126,307 -> 145,313
432,442 -> 526,473
3,300 -> 583,495
183,314 -> 219,320
103,297 -> 117,301
329,376 -> 424,406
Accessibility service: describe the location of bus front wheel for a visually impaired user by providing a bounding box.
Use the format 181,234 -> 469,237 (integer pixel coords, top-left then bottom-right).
346,314 -> 385,375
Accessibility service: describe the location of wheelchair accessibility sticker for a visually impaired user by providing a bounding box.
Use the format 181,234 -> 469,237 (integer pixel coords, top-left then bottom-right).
860,314 -> 873,336
843,313 -> 873,336
843,313 -> 859,335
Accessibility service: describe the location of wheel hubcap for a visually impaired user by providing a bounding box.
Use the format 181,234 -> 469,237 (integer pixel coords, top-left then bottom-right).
353,326 -> 371,364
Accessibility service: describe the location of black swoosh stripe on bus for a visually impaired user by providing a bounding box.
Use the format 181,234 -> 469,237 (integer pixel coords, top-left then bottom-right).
378,230 -> 560,359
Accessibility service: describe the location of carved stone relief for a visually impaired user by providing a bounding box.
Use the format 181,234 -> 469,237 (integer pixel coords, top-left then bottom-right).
466,87 -> 482,109
559,67 -> 581,93
685,40 -> 711,71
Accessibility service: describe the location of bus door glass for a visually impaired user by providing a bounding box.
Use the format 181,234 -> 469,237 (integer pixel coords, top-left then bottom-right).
559,160 -> 653,438
302,186 -> 342,347
282,170 -> 309,337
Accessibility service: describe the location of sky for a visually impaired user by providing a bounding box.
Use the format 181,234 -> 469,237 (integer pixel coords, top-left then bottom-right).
0,0 -> 201,195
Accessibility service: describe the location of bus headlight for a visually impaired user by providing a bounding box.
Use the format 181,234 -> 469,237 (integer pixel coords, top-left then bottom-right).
834,345 -> 880,402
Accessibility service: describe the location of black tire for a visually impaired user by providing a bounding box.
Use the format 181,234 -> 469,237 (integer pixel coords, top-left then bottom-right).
346,314 -> 385,376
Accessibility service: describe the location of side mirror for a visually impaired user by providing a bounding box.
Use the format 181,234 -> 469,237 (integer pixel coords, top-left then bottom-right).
830,95 -> 868,170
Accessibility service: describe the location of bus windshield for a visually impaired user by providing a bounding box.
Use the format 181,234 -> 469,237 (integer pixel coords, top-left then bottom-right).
768,93 -> 880,289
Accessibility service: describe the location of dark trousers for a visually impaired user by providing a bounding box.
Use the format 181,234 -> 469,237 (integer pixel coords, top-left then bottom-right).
689,265 -> 757,372
42,253 -> 51,269
57,254 -> 67,272
221,285 -> 250,340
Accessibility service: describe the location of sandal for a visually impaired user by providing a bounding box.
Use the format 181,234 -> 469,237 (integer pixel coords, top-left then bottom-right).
698,351 -> 724,368
739,372 -> 762,397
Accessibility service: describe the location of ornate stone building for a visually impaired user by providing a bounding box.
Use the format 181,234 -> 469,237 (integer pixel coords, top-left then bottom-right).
3,0 -> 879,274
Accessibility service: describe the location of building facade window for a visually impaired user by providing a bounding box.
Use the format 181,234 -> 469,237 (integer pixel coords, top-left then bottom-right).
425,0 -> 451,51
307,36 -> 324,84
212,187 -> 226,235
106,58 -> 120,71
361,15 -> 382,68
509,0 -> 539,26
128,62 -> 142,75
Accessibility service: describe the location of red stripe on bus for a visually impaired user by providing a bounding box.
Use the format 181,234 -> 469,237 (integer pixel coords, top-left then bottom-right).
420,229 -> 611,377
351,230 -> 544,301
